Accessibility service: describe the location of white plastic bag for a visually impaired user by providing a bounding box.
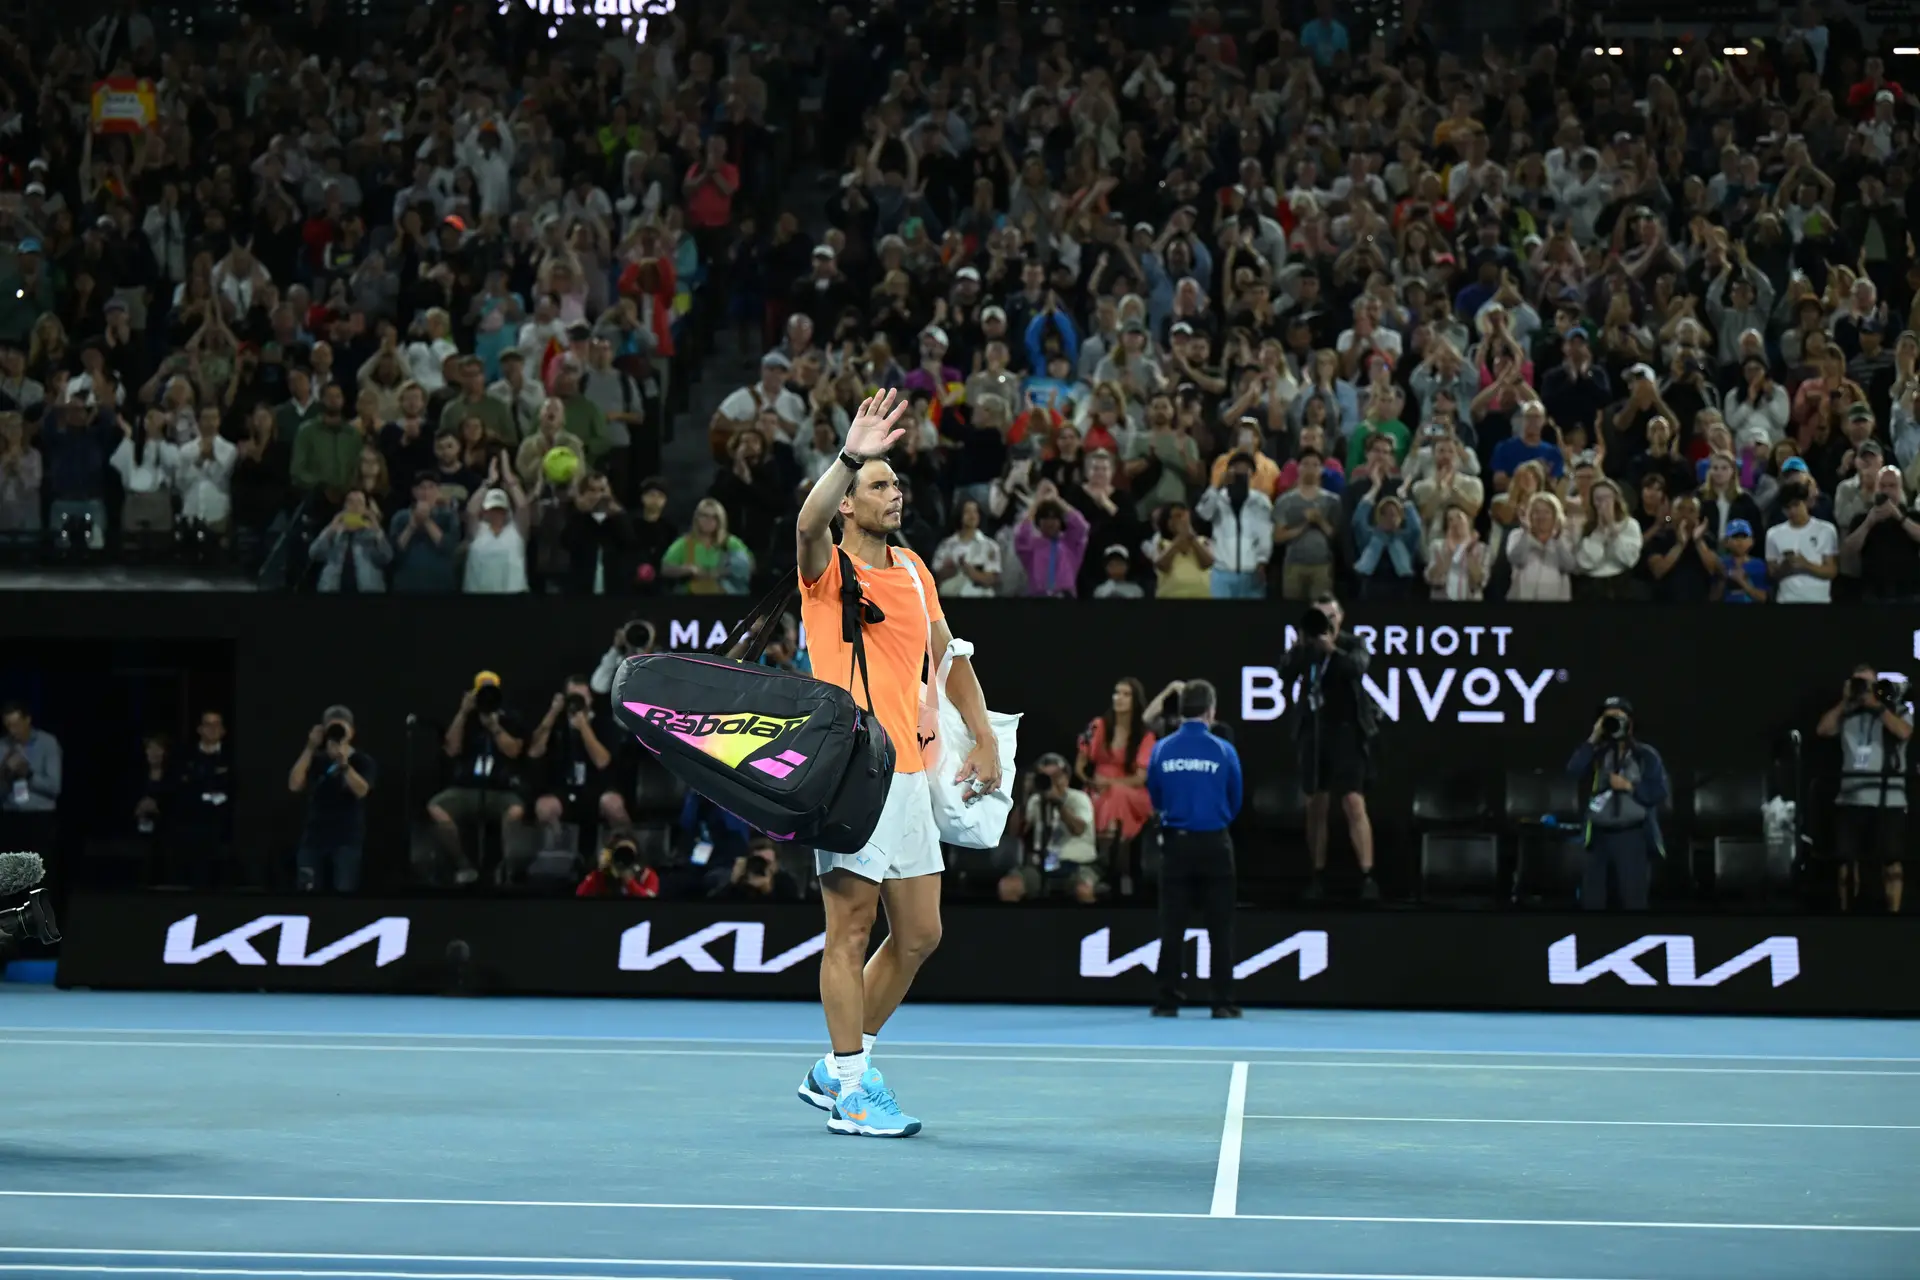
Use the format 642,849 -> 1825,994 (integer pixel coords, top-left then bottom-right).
921,637 -> 1021,848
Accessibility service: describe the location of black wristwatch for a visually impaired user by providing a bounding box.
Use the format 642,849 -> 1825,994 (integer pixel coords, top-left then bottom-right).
840,450 -> 865,472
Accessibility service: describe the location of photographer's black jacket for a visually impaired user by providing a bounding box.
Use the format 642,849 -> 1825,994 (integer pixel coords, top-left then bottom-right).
1277,634 -> 1379,740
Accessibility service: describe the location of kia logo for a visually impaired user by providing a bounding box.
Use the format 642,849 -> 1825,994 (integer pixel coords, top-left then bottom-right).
163,914 -> 411,967
1547,935 -> 1800,988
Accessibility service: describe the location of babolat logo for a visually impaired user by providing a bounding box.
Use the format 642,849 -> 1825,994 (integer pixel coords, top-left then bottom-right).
635,708 -> 808,739
624,700 -> 813,772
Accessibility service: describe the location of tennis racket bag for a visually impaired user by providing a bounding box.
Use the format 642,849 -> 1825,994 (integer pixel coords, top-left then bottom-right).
611,549 -> 895,852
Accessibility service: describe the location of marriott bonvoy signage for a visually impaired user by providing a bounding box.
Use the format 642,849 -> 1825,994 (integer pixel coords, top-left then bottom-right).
1241,622 -> 1566,726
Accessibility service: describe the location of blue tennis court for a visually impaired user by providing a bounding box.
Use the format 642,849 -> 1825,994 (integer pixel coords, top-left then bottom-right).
2,989 -> 1916,1280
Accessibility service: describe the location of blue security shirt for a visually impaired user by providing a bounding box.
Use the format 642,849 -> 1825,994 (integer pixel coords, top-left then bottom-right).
1147,721 -> 1243,832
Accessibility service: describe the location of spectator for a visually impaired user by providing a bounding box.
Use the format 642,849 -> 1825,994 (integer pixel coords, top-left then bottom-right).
1573,480 -> 1644,600
514,400 -> 587,493
1714,520 -> 1771,604
1643,495 -> 1721,605
231,404 -> 292,540
1149,502 -> 1213,600
1352,493 -> 1425,601
661,496 -> 750,596
1075,681 -> 1156,884
290,383 -> 360,505
1195,452 -> 1273,599
708,428 -> 785,568
615,476 -> 670,593
1507,493 -> 1580,602
309,490 -> 392,594
1426,506 -> 1489,602
1014,482 -> 1091,598
1767,480 -> 1841,604
109,409 -> 178,540
0,413 -> 42,535
527,676 -> 630,860
932,499 -> 1002,598
1092,546 -> 1146,599
1272,449 -> 1344,600
1843,467 -> 1920,604
175,406 -> 236,535
438,356 -> 516,445
388,473 -> 462,595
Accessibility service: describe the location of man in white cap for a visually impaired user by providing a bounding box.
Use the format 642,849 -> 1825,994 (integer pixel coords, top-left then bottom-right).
711,351 -> 806,460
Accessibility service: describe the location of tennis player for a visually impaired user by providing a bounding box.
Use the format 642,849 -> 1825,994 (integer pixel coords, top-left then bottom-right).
793,388 -> 1003,1137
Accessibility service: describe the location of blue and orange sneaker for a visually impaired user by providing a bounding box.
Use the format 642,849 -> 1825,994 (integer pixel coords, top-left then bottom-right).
828,1072 -> 921,1138
797,1057 -> 839,1112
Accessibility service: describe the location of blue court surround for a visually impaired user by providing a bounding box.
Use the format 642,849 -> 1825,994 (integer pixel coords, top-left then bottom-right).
2,988 -> 1917,1280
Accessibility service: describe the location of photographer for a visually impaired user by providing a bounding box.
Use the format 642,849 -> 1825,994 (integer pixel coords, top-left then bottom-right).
427,672 -> 526,886
708,835 -> 802,903
1567,698 -> 1669,911
1277,596 -> 1380,901
575,830 -> 661,898
287,706 -> 376,893
1005,752 -> 1099,902
1817,666 -> 1912,913
590,619 -> 657,696
527,676 -> 631,860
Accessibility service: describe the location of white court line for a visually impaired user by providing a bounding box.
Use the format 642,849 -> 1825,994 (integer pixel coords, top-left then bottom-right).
0,1253 -> 1719,1280
7,1038 -> 1918,1076
1211,1063 -> 1249,1218
6,1024 -> 1919,1065
3,1190 -> 1915,1232
1244,1115 -> 1920,1131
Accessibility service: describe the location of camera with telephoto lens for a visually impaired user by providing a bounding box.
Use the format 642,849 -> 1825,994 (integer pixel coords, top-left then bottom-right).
563,692 -> 587,717
1853,674 -> 1910,708
607,836 -> 643,875
617,620 -> 655,654
1300,607 -> 1332,639
744,853 -> 773,877
1600,712 -> 1629,742
324,722 -> 348,745
474,683 -> 503,716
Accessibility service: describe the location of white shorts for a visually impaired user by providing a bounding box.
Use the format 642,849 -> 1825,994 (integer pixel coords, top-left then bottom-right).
814,769 -> 944,884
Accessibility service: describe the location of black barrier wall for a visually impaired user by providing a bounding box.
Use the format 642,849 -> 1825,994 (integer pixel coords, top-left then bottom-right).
57,893 -> 1920,1015
10,594 -> 1920,880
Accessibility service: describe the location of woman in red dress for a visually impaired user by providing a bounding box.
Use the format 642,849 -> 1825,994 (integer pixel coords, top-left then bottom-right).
1075,677 -> 1156,890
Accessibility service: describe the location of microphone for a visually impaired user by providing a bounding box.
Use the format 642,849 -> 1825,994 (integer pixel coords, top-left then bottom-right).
0,852 -> 60,947
0,852 -> 44,896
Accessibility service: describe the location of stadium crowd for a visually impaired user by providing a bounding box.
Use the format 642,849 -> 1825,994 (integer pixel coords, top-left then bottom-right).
0,1 -> 785,590
689,1 -> 1920,607
1,2 -> 1919,609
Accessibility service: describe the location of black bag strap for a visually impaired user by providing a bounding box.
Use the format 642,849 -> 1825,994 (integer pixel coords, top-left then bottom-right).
719,546 -> 883,718
721,577 -> 797,664
837,545 -> 883,716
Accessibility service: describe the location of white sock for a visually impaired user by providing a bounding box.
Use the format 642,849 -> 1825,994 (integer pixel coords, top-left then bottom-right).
831,1052 -> 865,1092
862,1032 -> 877,1057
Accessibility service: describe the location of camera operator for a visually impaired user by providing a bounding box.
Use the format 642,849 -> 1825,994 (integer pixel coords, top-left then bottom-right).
527,676 -> 632,858
589,619 -> 657,696
1005,752 -> 1099,902
575,829 -> 661,898
287,706 -> 376,893
428,671 -> 526,886
1567,697 -> 1669,911
1817,666 -> 1912,913
1146,680 -> 1243,1018
1277,595 -> 1380,901
708,834 -> 803,902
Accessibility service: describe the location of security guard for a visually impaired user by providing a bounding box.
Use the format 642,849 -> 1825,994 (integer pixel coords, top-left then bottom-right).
1146,679 -> 1244,1018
